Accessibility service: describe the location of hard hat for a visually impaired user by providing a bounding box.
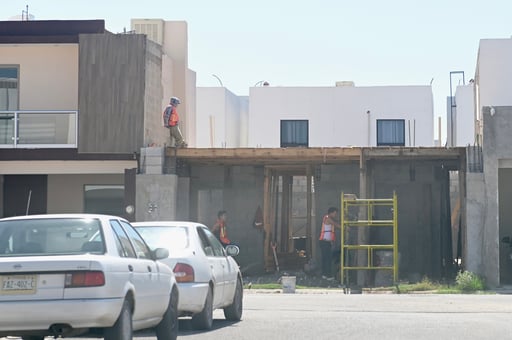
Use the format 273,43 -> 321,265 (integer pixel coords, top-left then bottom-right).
170,97 -> 181,105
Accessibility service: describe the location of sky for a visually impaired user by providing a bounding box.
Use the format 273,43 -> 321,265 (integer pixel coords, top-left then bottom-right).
3,0 -> 512,140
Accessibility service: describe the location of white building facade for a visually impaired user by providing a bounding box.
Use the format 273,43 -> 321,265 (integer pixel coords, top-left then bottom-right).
197,83 -> 435,148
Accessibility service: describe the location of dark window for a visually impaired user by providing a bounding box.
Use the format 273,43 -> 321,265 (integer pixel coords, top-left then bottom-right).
377,119 -> 405,146
280,120 -> 308,147
84,185 -> 124,216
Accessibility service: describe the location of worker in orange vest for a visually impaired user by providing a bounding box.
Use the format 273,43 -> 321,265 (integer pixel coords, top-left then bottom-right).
319,207 -> 340,280
212,210 -> 231,247
163,96 -> 187,147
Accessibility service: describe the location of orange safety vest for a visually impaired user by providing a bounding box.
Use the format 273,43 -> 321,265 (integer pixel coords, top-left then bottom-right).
319,214 -> 335,241
215,219 -> 230,245
169,106 -> 179,127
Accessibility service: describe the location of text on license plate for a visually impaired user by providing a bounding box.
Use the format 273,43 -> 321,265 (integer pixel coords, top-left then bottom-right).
1,275 -> 38,294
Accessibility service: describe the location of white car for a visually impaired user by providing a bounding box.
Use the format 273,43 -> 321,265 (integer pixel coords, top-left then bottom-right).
133,221 -> 243,330
0,214 -> 179,340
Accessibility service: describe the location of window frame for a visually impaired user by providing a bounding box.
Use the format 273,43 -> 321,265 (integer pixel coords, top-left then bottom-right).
376,119 -> 406,146
280,119 -> 309,147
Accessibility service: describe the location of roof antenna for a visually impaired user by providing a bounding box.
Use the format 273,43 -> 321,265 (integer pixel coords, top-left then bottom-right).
22,5 -> 29,21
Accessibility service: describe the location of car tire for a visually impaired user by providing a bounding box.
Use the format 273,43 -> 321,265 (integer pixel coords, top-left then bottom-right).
104,299 -> 133,340
223,278 -> 243,321
156,287 -> 179,340
191,286 -> 213,330
22,337 -> 44,340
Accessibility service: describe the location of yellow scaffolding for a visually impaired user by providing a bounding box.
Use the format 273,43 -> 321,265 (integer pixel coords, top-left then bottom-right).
340,192 -> 398,285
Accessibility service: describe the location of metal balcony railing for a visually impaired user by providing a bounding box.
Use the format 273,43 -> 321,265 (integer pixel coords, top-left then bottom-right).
0,110 -> 78,148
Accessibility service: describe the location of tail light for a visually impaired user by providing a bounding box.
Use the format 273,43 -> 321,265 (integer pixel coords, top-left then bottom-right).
65,271 -> 105,288
173,263 -> 194,283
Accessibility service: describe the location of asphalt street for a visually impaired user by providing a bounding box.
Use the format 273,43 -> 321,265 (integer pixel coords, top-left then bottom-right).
6,291 -> 512,340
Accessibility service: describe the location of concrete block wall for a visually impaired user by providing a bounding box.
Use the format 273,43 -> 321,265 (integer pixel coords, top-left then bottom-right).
223,166 -> 265,273
140,147 -> 164,174
372,160 -> 446,281
189,164 -> 265,273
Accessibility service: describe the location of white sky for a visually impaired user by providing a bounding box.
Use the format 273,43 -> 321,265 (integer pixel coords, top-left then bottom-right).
3,0 -> 512,142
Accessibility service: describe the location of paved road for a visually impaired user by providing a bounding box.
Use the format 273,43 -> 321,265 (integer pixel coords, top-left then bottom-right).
7,291 -> 512,339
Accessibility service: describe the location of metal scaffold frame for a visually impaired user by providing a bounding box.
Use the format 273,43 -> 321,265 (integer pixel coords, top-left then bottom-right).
340,192 -> 398,285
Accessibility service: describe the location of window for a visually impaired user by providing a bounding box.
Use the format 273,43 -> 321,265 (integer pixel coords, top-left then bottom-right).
0,66 -> 18,110
197,227 -> 225,257
280,120 -> 308,147
120,221 -> 151,259
377,119 -> 405,146
110,220 -> 136,258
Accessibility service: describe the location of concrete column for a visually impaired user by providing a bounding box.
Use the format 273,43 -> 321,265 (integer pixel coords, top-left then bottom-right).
135,174 -> 178,221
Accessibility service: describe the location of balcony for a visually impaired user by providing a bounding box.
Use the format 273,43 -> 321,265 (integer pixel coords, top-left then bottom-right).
0,110 -> 77,148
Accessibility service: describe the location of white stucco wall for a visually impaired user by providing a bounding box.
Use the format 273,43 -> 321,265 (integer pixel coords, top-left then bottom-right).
0,44 -> 78,110
248,85 -> 434,147
455,85 -> 475,146
477,39 -> 512,107
196,87 -> 242,148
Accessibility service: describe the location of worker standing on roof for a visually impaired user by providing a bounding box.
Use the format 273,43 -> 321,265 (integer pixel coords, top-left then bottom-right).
319,207 -> 340,280
163,96 -> 187,148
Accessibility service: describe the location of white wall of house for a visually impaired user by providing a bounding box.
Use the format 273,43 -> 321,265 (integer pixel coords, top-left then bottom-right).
0,44 -> 78,110
476,39 -> 512,108
455,85 -> 475,146
196,87 -> 244,148
248,85 -> 434,147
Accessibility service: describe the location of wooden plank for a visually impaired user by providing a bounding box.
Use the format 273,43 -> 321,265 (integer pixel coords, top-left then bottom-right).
263,167 -> 271,267
306,166 -> 313,260
168,147 -> 465,165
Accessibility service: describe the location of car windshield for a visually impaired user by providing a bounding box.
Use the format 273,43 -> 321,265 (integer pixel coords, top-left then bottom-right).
136,226 -> 189,253
0,218 -> 104,256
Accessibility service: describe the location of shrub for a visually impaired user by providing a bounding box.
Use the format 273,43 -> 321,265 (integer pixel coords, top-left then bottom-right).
455,270 -> 485,291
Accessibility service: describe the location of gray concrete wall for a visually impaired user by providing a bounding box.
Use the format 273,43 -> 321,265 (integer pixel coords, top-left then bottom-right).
372,160 -> 447,281
143,40 -> 169,148
480,106 -> 512,287
465,173 -> 485,275
135,174 -> 178,222
189,164 -> 265,273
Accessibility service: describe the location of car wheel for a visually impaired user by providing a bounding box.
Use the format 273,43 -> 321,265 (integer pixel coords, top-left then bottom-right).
156,287 -> 179,340
223,278 -> 243,321
191,286 -> 213,330
104,298 -> 133,340
22,337 -> 45,340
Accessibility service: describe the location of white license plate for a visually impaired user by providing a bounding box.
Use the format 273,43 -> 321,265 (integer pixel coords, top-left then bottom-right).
1,275 -> 38,295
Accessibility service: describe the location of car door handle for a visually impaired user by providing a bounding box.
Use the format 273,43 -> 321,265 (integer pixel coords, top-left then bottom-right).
147,266 -> 152,272
128,265 -> 133,272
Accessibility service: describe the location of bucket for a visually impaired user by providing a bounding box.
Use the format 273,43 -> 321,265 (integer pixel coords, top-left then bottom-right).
281,276 -> 296,294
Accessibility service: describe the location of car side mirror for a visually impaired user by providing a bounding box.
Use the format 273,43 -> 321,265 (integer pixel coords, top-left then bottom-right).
225,245 -> 239,257
153,247 -> 169,260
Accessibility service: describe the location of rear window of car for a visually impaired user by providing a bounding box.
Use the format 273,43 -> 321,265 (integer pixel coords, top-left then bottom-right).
0,218 -> 104,256
136,226 -> 189,253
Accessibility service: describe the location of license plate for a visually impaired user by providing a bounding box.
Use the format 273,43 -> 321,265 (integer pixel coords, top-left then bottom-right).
1,275 -> 37,295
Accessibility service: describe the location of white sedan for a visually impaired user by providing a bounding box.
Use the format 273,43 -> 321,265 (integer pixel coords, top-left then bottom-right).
0,214 -> 179,340
133,221 -> 243,330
